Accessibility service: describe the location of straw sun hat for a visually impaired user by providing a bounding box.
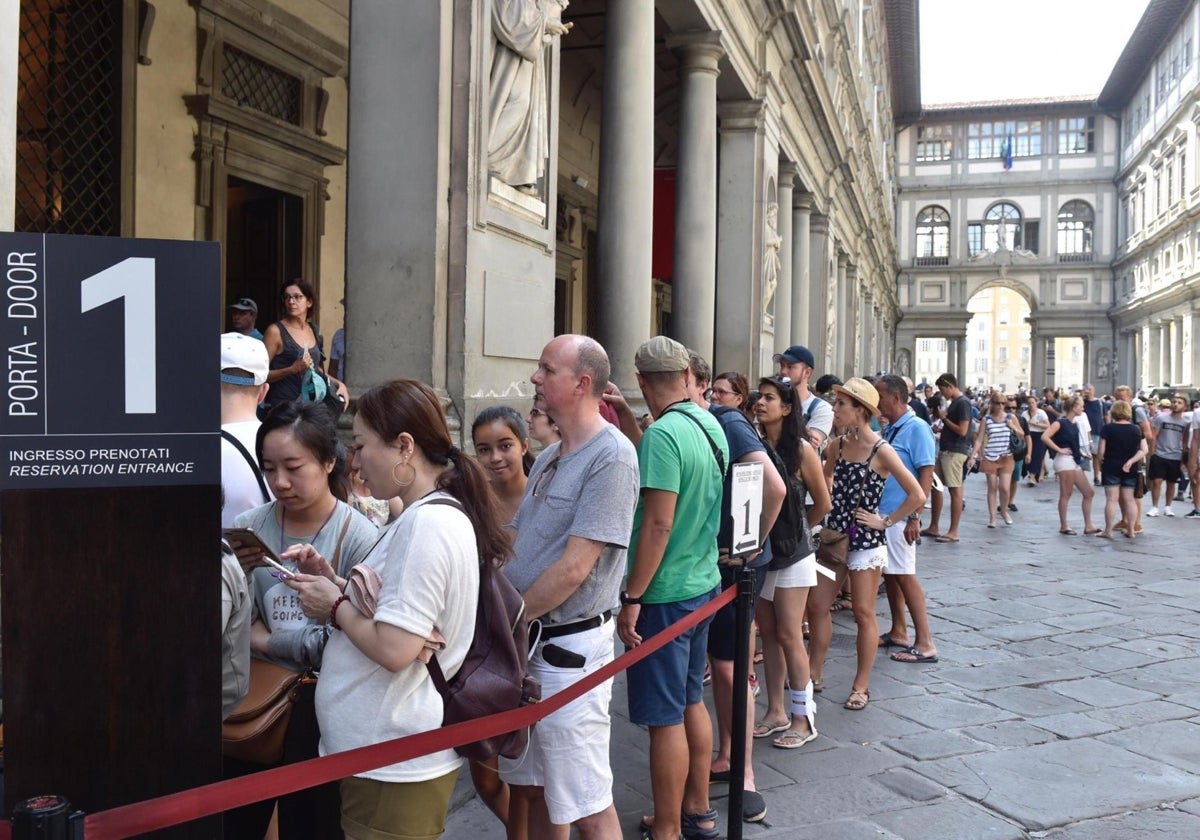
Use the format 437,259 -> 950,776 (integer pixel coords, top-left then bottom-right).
831,377 -> 880,417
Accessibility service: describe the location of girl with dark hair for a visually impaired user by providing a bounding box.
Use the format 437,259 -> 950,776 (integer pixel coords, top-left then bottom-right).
262,278 -> 349,412
752,375 -> 831,749
284,379 -> 512,838
472,406 -> 533,526
225,400 -> 380,839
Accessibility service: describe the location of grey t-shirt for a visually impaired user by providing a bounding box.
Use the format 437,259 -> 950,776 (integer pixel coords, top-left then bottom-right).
1152,413 -> 1188,461
505,423 -> 640,626
801,394 -> 834,440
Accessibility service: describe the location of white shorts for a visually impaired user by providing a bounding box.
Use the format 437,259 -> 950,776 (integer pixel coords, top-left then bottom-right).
498,620 -> 615,825
846,545 -> 888,572
883,520 -> 917,575
1053,454 -> 1079,473
761,553 -> 817,600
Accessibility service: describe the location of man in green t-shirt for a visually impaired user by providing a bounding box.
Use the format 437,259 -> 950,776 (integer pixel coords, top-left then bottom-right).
617,336 -> 728,840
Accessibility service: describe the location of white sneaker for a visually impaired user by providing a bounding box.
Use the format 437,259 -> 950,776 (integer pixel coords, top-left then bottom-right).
1165,507 -> 1176,517
1147,508 -> 1160,517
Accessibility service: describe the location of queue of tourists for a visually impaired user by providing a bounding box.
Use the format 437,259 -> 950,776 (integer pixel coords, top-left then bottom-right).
217,289 -> 1199,840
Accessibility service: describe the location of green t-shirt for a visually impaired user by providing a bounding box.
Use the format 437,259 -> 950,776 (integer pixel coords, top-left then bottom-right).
629,401 -> 729,604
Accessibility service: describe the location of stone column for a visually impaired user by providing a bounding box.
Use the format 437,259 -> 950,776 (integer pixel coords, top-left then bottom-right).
346,0 -> 450,389
1046,337 -> 1057,389
714,100 -> 766,374
667,31 -> 723,361
1031,327 -> 1044,389
792,196 -> 812,344
596,0 -> 655,392
774,163 -> 797,348
957,335 -> 968,383
1142,324 -> 1155,390
1184,309 -> 1197,386
1156,321 -> 1170,385
0,0 -> 16,231
1173,315 -> 1185,384
835,256 -> 848,377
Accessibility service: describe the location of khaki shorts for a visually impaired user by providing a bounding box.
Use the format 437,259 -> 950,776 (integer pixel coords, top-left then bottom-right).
980,454 -> 1014,475
340,769 -> 459,840
935,451 -> 968,489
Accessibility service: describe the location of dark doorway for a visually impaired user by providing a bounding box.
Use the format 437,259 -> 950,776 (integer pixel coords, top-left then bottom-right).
225,176 -> 303,329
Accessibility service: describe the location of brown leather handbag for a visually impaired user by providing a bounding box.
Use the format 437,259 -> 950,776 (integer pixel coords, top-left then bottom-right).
221,659 -> 306,765
815,527 -> 851,568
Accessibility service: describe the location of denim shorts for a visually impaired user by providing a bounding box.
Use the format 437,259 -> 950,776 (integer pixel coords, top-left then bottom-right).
626,587 -> 720,727
1101,471 -> 1139,488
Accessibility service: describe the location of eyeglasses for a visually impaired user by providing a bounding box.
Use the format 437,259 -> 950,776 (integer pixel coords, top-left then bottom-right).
531,456 -> 560,498
710,387 -> 737,399
283,293 -> 306,301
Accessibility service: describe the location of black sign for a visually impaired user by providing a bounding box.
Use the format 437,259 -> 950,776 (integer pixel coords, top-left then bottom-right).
0,233 -> 220,488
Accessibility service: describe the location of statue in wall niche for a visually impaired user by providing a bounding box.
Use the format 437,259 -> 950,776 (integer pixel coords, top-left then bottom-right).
761,202 -> 782,314
895,348 -> 911,378
489,0 -> 572,195
1096,347 -> 1111,382
824,273 -> 837,368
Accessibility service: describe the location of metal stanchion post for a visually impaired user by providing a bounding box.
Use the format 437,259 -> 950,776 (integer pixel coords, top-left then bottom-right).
726,566 -> 755,840
12,795 -> 85,839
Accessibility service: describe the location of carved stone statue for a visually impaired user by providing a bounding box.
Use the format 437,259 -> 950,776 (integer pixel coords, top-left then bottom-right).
825,270 -> 837,369
895,348 -> 912,377
761,202 -> 782,315
489,0 -> 571,193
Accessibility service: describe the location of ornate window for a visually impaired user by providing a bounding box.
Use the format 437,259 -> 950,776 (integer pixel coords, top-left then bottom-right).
967,120 -> 1042,159
1057,200 -> 1093,261
914,205 -> 950,265
916,125 -> 953,162
15,0 -> 131,234
984,202 -> 1022,251
1057,117 -> 1094,154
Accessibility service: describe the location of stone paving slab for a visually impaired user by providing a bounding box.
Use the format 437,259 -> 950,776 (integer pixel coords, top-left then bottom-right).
871,798 -> 1027,840
1040,806 -> 1200,838
978,685 -> 1091,718
914,738 -> 1200,831
1099,718 -> 1200,773
1042,675 -> 1160,708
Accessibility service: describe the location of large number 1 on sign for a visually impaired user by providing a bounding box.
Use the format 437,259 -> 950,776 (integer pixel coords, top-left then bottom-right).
80,257 -> 157,414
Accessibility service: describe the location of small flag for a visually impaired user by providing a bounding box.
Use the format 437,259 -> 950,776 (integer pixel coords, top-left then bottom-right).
1003,135 -> 1013,170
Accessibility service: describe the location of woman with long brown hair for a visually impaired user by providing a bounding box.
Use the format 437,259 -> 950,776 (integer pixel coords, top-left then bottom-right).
285,379 -> 511,838
262,279 -> 349,412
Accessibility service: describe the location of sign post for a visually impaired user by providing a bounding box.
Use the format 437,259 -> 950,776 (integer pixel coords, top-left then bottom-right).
0,233 -> 221,837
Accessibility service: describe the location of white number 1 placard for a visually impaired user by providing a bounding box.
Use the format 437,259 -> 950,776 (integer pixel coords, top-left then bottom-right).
80,257 -> 157,414
730,461 -> 763,557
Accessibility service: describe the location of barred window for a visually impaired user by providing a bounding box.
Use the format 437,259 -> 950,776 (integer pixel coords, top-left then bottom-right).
222,44 -> 302,126
15,0 -> 124,234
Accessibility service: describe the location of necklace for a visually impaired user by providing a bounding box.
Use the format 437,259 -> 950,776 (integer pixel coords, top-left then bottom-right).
279,500 -> 338,557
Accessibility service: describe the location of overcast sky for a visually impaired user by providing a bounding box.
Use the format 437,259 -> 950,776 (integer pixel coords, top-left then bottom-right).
919,0 -> 1151,104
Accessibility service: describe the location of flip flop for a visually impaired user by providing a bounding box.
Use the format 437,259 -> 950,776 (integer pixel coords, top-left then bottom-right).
934,535 -> 959,543
890,646 -> 939,664
1084,528 -> 1102,535
1059,528 -> 1077,536
752,719 -> 790,738
878,632 -> 907,648
919,528 -> 940,538
773,728 -> 818,749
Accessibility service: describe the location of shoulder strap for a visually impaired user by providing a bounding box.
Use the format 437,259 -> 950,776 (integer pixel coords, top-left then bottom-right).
328,508 -> 354,573
664,406 -> 725,473
804,397 -> 818,421
221,430 -> 270,503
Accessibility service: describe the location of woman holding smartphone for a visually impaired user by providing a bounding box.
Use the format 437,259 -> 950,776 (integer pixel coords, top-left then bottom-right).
226,401 -> 379,839
285,379 -> 510,839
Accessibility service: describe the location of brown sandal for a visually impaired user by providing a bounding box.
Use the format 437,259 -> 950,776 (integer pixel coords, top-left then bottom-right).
843,688 -> 869,711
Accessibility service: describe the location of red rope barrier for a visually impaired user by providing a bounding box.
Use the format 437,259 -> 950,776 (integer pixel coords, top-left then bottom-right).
79,586 -> 735,839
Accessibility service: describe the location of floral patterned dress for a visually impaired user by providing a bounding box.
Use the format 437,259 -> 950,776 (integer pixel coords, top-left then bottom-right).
825,439 -> 887,552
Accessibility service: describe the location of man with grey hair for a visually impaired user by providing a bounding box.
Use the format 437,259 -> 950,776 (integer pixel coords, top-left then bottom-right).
500,333 -> 640,838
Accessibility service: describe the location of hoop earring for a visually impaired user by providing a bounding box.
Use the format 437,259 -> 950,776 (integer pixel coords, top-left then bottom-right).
392,459 -> 416,488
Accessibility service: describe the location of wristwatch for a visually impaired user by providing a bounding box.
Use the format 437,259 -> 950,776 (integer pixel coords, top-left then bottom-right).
882,515 -> 893,529
619,591 -> 643,606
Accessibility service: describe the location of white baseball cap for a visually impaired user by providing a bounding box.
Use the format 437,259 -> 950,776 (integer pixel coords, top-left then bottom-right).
220,332 -> 268,386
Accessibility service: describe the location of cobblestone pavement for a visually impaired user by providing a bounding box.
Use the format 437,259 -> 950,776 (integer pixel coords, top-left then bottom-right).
444,474 -> 1200,838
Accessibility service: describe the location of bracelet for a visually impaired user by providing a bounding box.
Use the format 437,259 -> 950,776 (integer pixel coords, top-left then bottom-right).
330,594 -> 351,630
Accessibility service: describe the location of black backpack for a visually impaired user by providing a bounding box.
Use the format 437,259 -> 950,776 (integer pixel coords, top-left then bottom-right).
1007,414 -> 1028,460
762,439 -> 812,561
422,498 -> 542,761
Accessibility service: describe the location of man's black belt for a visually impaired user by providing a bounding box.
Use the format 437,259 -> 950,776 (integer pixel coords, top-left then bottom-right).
539,610 -> 613,640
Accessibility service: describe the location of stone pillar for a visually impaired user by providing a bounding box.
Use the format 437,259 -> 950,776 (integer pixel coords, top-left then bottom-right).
774,163 -> 797,349
791,196 -> 812,345
0,0 -> 16,231
1157,321 -> 1170,385
1184,309 -> 1198,386
1173,315 -> 1185,384
667,31 -> 723,361
1030,327 -> 1044,390
957,335 -> 968,383
596,0 -> 655,392
1046,337 -> 1057,389
714,100 -> 766,374
1142,323 -> 1155,390
835,256 -> 848,377
346,0 -> 450,388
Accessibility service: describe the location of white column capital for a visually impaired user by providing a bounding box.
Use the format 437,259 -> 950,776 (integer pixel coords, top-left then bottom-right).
778,161 -> 799,187
718,100 -> 765,132
666,31 -> 724,75
794,192 -> 813,212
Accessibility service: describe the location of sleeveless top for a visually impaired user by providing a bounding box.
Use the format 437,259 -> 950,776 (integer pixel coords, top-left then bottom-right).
1050,418 -> 1082,462
267,320 -> 323,407
982,415 -> 1012,461
826,439 -> 887,551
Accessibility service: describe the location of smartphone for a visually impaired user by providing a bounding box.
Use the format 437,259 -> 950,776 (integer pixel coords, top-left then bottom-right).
222,528 -> 293,577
